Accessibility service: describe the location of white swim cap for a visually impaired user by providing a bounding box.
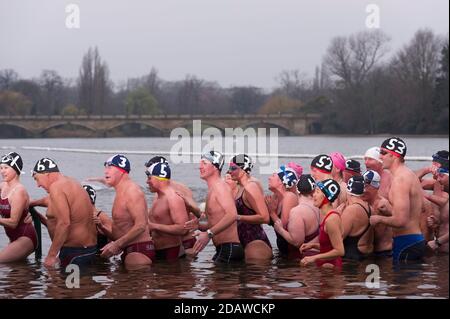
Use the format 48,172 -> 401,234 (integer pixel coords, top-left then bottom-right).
364,147 -> 382,163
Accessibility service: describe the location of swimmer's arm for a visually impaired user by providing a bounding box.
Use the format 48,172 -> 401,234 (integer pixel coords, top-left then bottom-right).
47,188 -> 71,259
0,187 -> 28,229
421,179 -> 435,191
314,215 -> 345,260
280,194 -> 298,226
437,232 -> 449,245
276,210 -> 305,247
151,196 -> 188,236
85,177 -> 108,186
425,193 -> 449,208
29,196 -> 49,208
376,179 -> 410,228
240,183 -> 270,224
96,211 -> 113,238
209,185 -> 238,236
114,190 -> 147,249
415,167 -> 432,181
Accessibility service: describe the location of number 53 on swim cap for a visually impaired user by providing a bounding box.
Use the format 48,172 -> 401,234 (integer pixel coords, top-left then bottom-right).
104,154 -> 131,173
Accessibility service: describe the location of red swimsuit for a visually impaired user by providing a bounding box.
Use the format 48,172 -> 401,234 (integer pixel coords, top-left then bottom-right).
315,211 -> 342,268
0,197 -> 38,249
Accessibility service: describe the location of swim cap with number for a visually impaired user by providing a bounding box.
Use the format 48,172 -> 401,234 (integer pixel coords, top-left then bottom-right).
146,162 -> 171,180
311,154 -> 334,173
381,137 -> 407,158
83,185 -> 97,205
145,156 -> 168,168
316,179 -> 341,203
32,158 -> 60,175
1,152 -> 23,176
277,165 -> 299,189
297,174 -> 316,194
347,175 -> 365,196
104,154 -> 131,173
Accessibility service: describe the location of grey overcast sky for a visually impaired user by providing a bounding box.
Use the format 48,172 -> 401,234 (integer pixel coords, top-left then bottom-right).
0,0 -> 448,89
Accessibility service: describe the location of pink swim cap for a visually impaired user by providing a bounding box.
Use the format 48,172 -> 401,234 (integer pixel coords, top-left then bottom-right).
330,152 -> 346,172
287,162 -> 303,177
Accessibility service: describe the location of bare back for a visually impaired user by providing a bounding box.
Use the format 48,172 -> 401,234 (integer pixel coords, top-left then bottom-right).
47,176 -> 96,247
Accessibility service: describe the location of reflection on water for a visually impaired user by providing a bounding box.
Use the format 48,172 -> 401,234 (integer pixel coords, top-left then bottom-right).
0,249 -> 448,299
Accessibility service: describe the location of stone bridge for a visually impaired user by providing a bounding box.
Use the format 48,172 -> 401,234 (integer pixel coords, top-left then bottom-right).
0,113 -> 322,138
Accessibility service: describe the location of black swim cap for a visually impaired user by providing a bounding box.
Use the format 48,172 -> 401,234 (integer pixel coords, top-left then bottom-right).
83,185 -> 97,205
311,154 -> 333,173
32,158 -> 60,176
145,156 -> 168,168
297,174 -> 316,194
316,179 -> 340,203
346,176 -> 365,196
381,137 -> 407,158
1,152 -> 23,176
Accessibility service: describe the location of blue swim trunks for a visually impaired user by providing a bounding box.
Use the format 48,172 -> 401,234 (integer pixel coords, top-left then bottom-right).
392,234 -> 426,264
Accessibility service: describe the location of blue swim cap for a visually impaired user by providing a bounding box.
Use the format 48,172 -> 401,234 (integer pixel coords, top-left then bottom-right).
277,165 -> 299,189
146,162 -> 171,180
104,154 -> 131,173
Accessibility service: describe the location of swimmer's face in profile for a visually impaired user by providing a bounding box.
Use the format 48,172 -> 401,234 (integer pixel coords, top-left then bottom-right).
364,157 -> 382,171
0,164 -> 16,182
33,173 -> 50,193
199,159 -> 215,180
268,172 -> 281,191
146,175 -> 158,193
227,163 -> 242,181
224,173 -> 237,190
312,187 -> 325,208
104,165 -> 123,187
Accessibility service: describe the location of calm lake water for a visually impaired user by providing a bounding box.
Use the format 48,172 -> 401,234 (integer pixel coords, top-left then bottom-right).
0,136 -> 448,299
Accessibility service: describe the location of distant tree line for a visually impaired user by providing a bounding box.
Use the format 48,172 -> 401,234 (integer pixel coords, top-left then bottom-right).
0,28 -> 448,134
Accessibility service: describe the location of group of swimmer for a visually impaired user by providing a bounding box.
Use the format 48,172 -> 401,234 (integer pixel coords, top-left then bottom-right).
0,136 -> 448,270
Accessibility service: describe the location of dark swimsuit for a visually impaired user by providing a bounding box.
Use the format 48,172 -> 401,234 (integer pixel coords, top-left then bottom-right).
343,203 -> 371,261
0,197 -> 38,250
59,245 -> 98,268
235,191 -> 272,249
213,243 -> 245,263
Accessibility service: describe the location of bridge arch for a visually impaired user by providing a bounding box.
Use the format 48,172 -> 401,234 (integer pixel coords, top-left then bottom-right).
0,123 -> 34,138
104,122 -> 165,137
177,121 -> 226,135
40,122 -> 97,138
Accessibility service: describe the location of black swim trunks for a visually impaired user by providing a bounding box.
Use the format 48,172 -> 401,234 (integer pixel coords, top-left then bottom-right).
213,243 -> 245,263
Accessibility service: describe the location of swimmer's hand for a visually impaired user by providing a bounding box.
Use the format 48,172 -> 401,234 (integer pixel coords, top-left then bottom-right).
427,240 -> 439,251
44,255 -> 60,269
192,231 -> 210,254
369,215 -> 382,226
300,242 -> 318,253
24,213 -> 32,224
100,241 -> 122,258
273,219 -> 283,233
176,192 -> 201,217
376,198 -> 392,216
265,195 -> 278,214
300,255 -> 316,267
427,215 -> 439,229
184,213 -> 200,231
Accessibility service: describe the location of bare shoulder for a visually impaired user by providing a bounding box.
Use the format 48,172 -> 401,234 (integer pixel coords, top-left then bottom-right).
125,181 -> 145,199
284,192 -> 298,203
10,184 -> 29,201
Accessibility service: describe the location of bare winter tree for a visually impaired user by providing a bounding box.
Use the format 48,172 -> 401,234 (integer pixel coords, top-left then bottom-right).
78,47 -> 111,115
39,70 -> 64,115
0,69 -> 19,91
